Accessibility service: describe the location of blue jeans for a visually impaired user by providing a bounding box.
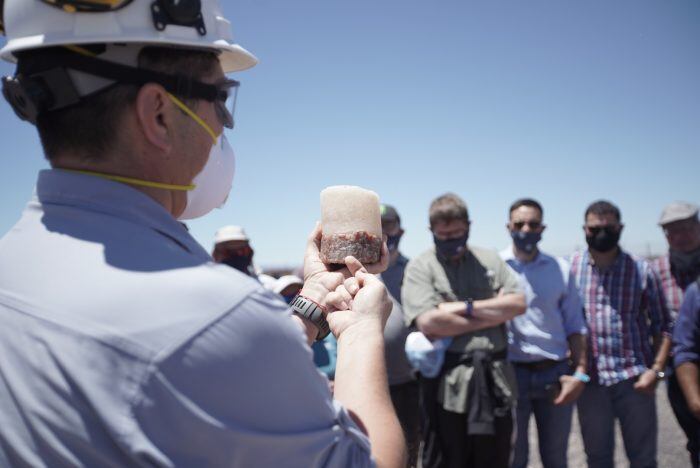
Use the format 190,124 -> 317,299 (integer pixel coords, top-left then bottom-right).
577,378 -> 657,468
512,360 -> 573,468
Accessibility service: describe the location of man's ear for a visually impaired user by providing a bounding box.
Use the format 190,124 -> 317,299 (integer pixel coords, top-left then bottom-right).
134,84 -> 174,153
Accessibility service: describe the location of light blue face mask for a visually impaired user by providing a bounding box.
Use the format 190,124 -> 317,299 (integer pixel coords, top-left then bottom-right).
404,332 -> 453,378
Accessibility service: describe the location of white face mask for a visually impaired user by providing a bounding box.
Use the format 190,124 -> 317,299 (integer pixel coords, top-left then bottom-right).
178,133 -> 236,220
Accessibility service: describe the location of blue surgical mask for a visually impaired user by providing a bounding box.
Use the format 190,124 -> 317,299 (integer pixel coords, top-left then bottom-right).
433,232 -> 469,258
386,233 -> 403,253
511,231 -> 542,253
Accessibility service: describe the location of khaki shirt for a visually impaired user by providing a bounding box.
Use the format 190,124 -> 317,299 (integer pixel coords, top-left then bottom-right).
401,245 -> 522,413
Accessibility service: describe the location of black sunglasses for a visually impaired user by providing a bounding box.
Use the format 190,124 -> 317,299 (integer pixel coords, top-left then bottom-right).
585,226 -> 619,236
513,221 -> 542,230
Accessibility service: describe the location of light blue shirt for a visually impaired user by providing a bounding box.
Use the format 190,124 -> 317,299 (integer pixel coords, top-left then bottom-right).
0,170 -> 372,467
500,248 -> 587,363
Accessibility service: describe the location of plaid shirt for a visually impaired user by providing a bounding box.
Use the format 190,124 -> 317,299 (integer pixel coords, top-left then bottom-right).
570,250 -> 671,386
650,254 -> 696,327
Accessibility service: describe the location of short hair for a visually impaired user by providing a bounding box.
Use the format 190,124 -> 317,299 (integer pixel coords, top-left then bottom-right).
585,200 -> 621,222
429,193 -> 469,228
509,198 -> 543,219
17,45 -> 219,161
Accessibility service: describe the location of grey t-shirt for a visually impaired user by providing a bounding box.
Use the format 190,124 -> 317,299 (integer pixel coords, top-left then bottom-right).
381,255 -> 415,386
383,296 -> 416,386
0,170 -> 373,467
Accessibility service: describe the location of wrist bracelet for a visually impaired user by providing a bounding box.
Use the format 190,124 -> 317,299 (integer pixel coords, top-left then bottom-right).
573,371 -> 591,383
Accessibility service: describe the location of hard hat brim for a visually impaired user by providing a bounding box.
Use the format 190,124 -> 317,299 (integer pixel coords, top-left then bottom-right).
1,36 -> 258,73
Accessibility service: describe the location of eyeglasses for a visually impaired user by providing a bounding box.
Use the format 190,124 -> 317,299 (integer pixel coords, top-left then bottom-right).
512,221 -> 542,230
212,79 -> 239,130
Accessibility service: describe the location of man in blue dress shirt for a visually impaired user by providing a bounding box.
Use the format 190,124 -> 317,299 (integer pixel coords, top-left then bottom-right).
500,198 -> 589,468
673,278 -> 700,468
0,1 -> 405,466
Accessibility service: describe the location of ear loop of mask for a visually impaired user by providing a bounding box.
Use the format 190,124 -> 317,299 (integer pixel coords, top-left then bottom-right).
167,93 -> 218,144
63,169 -> 195,191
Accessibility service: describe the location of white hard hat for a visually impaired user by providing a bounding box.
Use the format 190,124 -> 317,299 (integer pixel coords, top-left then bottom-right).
273,275 -> 303,294
214,225 -> 249,244
0,0 -> 257,73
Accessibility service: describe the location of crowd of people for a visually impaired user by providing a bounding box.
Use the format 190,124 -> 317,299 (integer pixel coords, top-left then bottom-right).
0,1 -> 698,467
219,196 -> 700,468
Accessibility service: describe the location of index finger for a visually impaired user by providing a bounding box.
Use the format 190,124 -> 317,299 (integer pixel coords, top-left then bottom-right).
344,256 -> 367,279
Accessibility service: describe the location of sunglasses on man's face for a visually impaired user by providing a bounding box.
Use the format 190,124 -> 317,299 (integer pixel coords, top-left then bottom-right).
512,221 -> 542,230
585,226 -> 619,236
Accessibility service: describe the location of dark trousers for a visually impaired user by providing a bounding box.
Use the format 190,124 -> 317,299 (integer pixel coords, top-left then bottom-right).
668,371 -> 700,468
390,380 -> 421,468
420,377 -> 513,468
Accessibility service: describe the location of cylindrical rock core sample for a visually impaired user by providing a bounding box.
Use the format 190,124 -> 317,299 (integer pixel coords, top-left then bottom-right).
320,185 -> 382,264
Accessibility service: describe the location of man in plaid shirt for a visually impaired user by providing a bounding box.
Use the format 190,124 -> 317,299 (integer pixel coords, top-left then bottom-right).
570,200 -> 671,468
651,202 -> 700,466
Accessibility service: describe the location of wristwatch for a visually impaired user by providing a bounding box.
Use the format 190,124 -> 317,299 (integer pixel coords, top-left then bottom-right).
654,369 -> 666,381
290,295 -> 331,342
463,298 -> 474,318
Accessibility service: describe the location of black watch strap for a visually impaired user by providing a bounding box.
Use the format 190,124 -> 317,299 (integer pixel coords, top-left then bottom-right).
290,295 -> 331,341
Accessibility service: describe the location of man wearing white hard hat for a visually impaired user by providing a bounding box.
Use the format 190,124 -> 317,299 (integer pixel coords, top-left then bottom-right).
212,225 -> 256,276
0,1 -> 404,466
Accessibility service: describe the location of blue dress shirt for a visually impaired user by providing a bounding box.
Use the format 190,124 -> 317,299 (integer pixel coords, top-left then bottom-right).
673,281 -> 700,367
500,248 -> 588,363
0,170 -> 373,467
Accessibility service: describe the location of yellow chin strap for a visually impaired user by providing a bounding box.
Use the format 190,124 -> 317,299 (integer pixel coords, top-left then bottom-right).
63,169 -> 195,191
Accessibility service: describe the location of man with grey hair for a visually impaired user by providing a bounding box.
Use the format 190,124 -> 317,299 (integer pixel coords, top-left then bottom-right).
651,201 -> 700,466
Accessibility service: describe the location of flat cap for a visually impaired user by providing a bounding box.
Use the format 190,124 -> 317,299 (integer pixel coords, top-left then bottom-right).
659,202 -> 699,226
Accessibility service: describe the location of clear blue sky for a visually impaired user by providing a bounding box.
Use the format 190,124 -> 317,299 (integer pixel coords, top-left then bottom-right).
1,0 -> 698,269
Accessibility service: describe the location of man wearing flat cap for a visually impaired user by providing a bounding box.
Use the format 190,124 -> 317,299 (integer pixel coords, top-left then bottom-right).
651,201 -> 700,465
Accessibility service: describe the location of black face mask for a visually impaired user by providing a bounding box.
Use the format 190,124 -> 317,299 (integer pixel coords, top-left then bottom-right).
386,233 -> 403,253
434,231 -> 469,258
511,231 -> 542,253
586,227 -> 621,253
670,247 -> 700,275
222,252 -> 254,274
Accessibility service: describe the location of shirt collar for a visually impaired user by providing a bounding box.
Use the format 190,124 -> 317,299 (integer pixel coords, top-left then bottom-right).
35,169 -> 210,258
585,248 -> 624,270
501,245 -> 546,266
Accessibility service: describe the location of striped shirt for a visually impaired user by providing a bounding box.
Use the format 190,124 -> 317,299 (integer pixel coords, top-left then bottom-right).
651,254 -> 696,327
570,250 -> 671,386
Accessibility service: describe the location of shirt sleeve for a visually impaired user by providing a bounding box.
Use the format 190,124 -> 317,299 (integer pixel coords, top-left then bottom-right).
557,257 -> 588,337
643,261 -> 672,338
493,255 -> 522,296
401,256 -> 444,327
130,289 -> 373,468
673,284 -> 700,368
